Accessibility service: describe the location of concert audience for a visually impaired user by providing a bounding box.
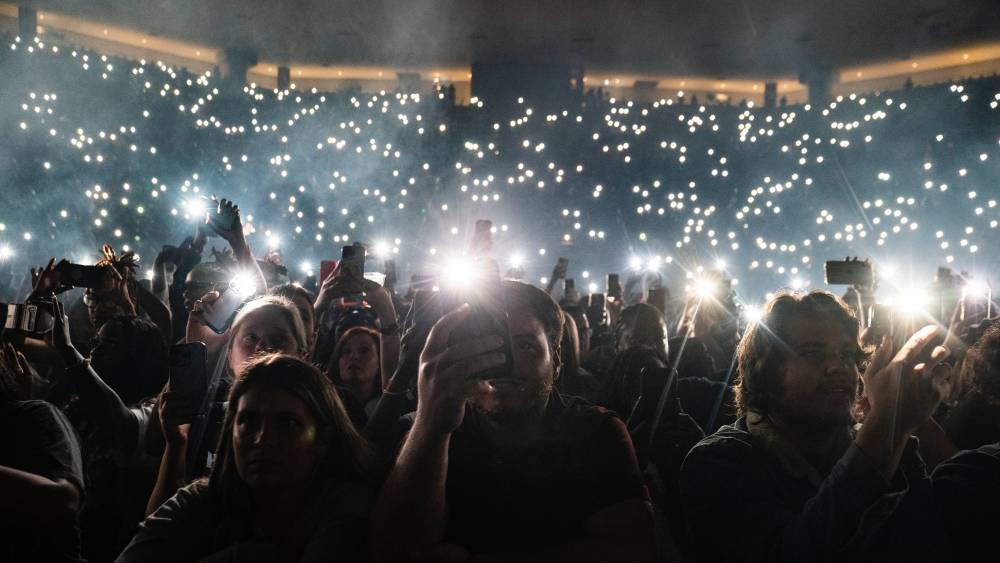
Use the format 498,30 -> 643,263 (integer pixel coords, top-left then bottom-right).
0,26 -> 999,563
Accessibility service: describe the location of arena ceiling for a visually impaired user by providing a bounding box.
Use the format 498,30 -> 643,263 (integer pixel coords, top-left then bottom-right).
28,0 -> 1000,78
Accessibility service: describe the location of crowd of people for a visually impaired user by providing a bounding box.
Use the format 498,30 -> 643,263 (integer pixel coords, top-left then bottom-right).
1,30 -> 999,563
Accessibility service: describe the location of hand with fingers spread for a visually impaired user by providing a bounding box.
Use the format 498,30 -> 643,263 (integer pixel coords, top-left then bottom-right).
415,304 -> 507,437
207,198 -> 244,246
28,258 -> 72,301
863,325 -> 952,439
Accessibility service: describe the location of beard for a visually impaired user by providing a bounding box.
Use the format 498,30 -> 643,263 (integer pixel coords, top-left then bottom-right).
770,390 -> 857,434
472,375 -> 554,426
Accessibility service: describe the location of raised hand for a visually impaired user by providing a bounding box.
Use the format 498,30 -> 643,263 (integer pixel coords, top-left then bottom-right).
863,326 -> 952,437
416,305 -> 504,437
29,258 -> 72,301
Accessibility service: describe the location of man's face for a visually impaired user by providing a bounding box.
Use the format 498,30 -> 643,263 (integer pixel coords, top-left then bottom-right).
84,270 -> 126,328
774,313 -> 862,430
472,302 -> 557,422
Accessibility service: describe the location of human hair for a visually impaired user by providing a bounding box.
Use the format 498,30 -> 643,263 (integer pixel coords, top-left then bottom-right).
963,323 -> 1000,404
95,243 -> 140,305
208,354 -> 372,523
734,290 -> 862,417
225,295 -> 309,371
327,326 -> 381,386
502,280 -> 564,362
268,283 -> 316,309
615,303 -> 668,358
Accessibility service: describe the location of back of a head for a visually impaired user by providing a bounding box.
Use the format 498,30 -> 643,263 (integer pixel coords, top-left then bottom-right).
734,290 -> 859,417
616,303 -> 667,355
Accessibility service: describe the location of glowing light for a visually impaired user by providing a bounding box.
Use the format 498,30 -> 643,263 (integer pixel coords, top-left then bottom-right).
229,273 -> 257,297
694,278 -> 718,299
964,279 -> 991,300
629,256 -> 643,270
743,305 -> 763,324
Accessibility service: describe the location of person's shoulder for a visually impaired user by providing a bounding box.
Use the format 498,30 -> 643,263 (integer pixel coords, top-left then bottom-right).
682,421 -> 756,468
7,399 -> 74,430
932,442 -> 1000,482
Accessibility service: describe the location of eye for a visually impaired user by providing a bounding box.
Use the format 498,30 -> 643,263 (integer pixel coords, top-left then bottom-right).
236,412 -> 261,434
516,341 -> 538,352
276,415 -> 300,431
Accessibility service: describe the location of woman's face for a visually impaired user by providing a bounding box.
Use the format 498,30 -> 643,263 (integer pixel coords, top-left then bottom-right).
229,307 -> 301,375
337,333 -> 379,400
233,387 -> 320,492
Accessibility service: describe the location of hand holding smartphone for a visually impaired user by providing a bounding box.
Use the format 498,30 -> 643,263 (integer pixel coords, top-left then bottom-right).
168,342 -> 208,421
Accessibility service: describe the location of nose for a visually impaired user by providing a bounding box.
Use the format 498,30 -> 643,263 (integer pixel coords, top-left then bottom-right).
249,419 -> 279,447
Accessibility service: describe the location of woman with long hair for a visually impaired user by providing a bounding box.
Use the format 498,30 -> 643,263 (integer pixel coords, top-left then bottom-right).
326,326 -> 382,425
146,295 -> 310,515
118,354 -> 371,562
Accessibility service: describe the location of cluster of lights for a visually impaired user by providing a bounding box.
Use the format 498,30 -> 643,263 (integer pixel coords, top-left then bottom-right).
0,33 -> 996,306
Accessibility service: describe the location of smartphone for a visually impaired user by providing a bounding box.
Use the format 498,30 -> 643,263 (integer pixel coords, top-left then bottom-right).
647,288 -> 668,316
556,257 -> 569,276
446,272 -> 514,381
824,260 -> 874,286
384,259 -> 398,289
469,219 -> 494,255
168,342 -> 208,421
58,263 -> 107,289
564,278 -> 576,295
340,244 -> 366,276
320,260 -> 338,283
204,283 -> 253,334
2,302 -> 54,335
607,273 -> 622,300
587,293 -> 606,328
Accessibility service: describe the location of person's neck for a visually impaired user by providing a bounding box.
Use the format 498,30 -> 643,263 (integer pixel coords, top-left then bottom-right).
767,413 -> 849,469
252,484 -> 313,543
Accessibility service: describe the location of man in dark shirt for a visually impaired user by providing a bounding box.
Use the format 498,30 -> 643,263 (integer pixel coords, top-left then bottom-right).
372,281 -> 654,562
681,290 -> 952,562
0,346 -> 86,563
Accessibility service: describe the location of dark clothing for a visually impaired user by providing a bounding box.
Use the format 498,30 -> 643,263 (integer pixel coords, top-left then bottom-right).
677,376 -> 736,433
398,390 -> 648,553
88,315 -> 169,406
932,443 -> 1000,563
0,400 -> 86,563
942,389 -> 1000,450
680,416 -> 949,563
117,479 -> 371,563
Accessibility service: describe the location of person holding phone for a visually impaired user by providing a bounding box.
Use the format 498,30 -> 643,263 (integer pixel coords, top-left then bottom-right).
146,295 -> 310,517
681,290 -> 952,562
372,281 -> 655,562
118,355 -> 372,563
0,340 -> 86,563
314,257 -> 400,391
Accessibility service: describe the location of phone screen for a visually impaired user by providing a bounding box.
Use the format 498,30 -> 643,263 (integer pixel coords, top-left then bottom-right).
169,342 -> 208,420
